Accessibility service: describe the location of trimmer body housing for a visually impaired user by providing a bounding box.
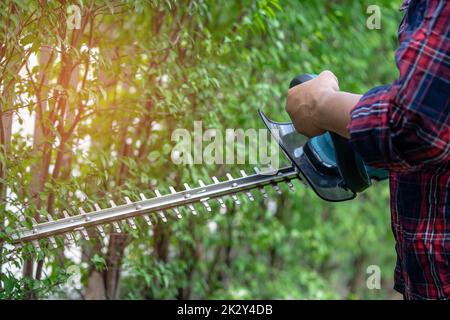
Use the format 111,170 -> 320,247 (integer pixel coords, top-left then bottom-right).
259,74 -> 388,202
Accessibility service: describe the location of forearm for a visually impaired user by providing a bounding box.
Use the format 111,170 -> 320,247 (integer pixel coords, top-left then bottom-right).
316,91 -> 362,138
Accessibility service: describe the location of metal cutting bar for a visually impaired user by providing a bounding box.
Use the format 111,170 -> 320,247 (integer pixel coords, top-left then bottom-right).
11,166 -> 300,244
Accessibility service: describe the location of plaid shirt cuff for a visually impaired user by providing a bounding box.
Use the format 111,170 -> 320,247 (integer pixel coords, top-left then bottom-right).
347,85 -> 409,171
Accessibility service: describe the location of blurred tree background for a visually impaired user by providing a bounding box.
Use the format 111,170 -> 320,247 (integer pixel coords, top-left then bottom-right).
0,0 -> 403,299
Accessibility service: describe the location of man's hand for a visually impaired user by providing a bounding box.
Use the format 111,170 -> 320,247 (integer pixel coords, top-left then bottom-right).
285,70 -> 362,139
285,71 -> 339,137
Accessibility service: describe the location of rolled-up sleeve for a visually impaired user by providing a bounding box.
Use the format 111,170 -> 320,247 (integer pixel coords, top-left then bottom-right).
347,1 -> 450,172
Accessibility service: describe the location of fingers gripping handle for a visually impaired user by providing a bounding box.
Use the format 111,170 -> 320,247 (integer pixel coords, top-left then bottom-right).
288,74 -> 371,193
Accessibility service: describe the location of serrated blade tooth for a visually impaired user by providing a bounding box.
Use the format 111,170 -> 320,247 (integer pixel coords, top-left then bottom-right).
226,173 -> 235,181
62,210 -> 70,218
286,180 -> 295,191
261,188 -> 268,198
112,221 -> 122,233
110,200 -> 117,207
124,197 -> 132,204
253,167 -> 268,198
183,183 -> 197,215
142,215 -> 152,226
201,198 -> 211,212
48,236 -> 58,249
239,170 -> 255,201
272,183 -> 282,195
171,208 -> 181,219
245,190 -> 255,201
218,197 -> 226,208
139,193 -> 147,200
169,186 -> 185,215
96,224 -> 107,237
47,215 -> 54,222
79,228 -> 90,241
127,218 -> 138,230
197,180 -> 212,212
64,233 -> 73,244
212,176 -> 220,184
253,167 -> 270,197
160,211 -> 169,221
94,203 -> 102,211
187,204 -> 197,215
169,186 -> 177,194
154,190 -> 169,221
212,176 -> 227,208
79,207 -> 92,222
168,187 -> 186,218
226,173 -> 240,205
66,232 -> 77,243
29,217 -> 39,235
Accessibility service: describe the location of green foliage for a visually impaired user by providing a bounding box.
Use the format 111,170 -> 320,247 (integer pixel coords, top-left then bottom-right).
0,0 -> 402,299
0,267 -> 70,299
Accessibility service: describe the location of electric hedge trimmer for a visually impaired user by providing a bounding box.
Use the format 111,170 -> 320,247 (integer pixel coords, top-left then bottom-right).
7,74 -> 388,249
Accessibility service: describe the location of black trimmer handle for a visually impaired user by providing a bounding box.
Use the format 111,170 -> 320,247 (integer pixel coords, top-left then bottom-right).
289,74 -> 370,193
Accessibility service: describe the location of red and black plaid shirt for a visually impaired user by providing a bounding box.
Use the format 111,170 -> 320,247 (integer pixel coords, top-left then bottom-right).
348,0 -> 449,299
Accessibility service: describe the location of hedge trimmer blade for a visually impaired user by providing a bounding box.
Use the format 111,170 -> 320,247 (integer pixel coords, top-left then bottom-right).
8,166 -> 302,249
6,74 -> 389,251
